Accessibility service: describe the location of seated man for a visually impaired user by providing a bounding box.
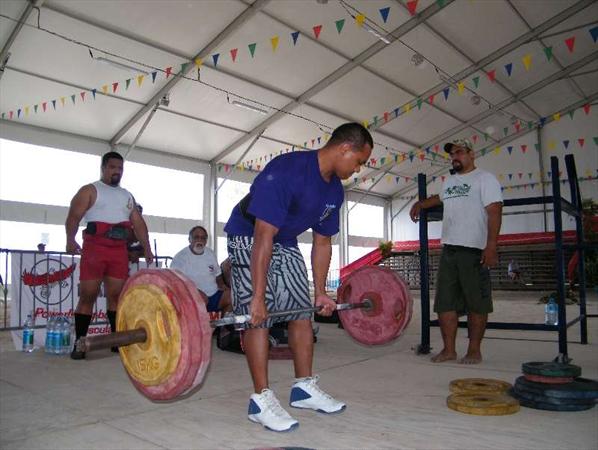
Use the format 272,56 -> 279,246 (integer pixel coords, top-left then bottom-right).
171,226 -> 232,313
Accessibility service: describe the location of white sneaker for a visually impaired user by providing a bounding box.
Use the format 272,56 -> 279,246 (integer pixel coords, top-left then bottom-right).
289,375 -> 346,414
248,389 -> 299,432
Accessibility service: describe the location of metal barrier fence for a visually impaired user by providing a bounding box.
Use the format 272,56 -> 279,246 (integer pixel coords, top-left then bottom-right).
0,248 -> 171,331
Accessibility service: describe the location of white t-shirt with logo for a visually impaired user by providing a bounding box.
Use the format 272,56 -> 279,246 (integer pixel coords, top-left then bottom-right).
170,246 -> 221,296
440,168 -> 503,250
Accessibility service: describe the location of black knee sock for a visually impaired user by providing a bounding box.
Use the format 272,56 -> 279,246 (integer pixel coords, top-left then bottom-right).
74,313 -> 92,340
107,310 -> 117,333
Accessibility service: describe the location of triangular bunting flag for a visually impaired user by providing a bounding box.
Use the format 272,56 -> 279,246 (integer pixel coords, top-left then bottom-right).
355,14 -> 365,27
487,69 -> 496,82
503,127 -> 508,136
70,94 -> 76,105
17,109 -> 21,118
494,146 -> 501,155
52,100 -> 56,110
112,82 -> 118,93
522,54 -> 532,71
291,31 -> 300,46
166,67 -> 173,78
504,63 -> 513,76
515,122 -> 521,132
443,87 -> 450,100
25,106 -> 29,116
472,76 -> 480,89
406,0 -> 418,16
508,173 -> 513,180
540,117 -> 547,127
565,36 -> 575,53
42,102 -> 47,112
578,138 -> 585,148
335,19 -> 345,34
8,111 -> 13,119
568,110 -> 575,120
563,140 -> 570,149
212,53 -> 220,67
393,107 -> 400,117
151,71 -> 157,83
593,137 -> 598,146
194,57 -> 202,67
248,43 -> 257,58
34,104 -> 38,113
313,25 -> 322,39
101,85 -> 108,94
528,172 -> 532,179
457,82 -> 464,94
60,97 -> 65,107
484,133 -> 489,142
91,89 -> 96,99
534,143 -> 540,151
521,144 -> 527,153
428,94 -> 435,105
548,140 -> 556,150
590,25 -> 598,43
136,75 -> 144,87
125,79 -> 131,90
384,111 -> 389,122
80,92 -> 86,101
543,47 -> 553,61
230,48 -> 238,62
583,104 -> 590,114
481,148 -> 487,155
507,146 -> 513,154
405,103 -> 411,114
379,7 -> 390,23
270,36 -> 279,52
472,135 -> 478,143
553,112 -> 560,121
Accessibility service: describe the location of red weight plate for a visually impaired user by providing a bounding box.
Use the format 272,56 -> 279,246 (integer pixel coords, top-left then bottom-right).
337,266 -> 413,345
119,269 -> 211,401
523,373 -> 575,384
167,269 -> 212,397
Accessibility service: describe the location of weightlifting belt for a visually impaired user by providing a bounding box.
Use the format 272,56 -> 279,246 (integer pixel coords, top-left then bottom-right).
84,221 -> 131,247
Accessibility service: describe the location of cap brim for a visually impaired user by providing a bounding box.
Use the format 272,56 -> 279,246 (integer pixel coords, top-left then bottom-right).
443,143 -> 453,153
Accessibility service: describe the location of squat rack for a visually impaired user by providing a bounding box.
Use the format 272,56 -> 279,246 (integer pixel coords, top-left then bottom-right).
415,154 -> 591,363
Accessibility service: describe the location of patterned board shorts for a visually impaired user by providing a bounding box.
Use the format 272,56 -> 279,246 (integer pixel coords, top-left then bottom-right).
227,235 -> 312,329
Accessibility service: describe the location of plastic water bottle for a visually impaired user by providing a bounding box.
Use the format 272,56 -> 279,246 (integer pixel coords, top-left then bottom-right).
45,317 -> 55,353
53,317 -> 63,354
545,297 -> 558,326
61,318 -> 71,354
22,313 -> 35,353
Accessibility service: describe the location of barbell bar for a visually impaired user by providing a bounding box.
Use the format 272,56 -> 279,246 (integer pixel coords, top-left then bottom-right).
77,300 -> 373,352
75,266 -> 413,402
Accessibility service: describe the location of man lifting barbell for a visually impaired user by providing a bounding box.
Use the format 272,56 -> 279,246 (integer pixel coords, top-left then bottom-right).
223,122 -> 373,432
65,151 -> 154,360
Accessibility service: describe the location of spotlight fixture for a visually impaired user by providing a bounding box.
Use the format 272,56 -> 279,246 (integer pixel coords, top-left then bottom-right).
231,100 -> 268,115
410,53 -> 425,66
362,22 -> 391,44
93,56 -> 150,75
159,93 -> 170,107
470,94 -> 481,105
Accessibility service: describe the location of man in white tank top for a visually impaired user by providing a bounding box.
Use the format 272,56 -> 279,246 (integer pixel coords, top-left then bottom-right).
65,151 -> 153,359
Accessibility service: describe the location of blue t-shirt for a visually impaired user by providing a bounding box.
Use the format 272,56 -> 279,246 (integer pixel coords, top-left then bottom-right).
224,150 -> 344,246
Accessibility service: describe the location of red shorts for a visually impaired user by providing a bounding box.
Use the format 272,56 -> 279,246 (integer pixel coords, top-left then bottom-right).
80,239 -> 129,281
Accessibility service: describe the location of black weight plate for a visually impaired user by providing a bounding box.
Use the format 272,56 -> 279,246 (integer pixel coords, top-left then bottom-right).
522,361 -> 582,378
514,376 -> 598,400
509,387 -> 595,406
514,395 -> 595,412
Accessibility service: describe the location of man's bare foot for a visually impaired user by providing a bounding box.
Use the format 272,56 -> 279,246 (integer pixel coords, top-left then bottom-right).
459,352 -> 482,364
431,350 -> 457,363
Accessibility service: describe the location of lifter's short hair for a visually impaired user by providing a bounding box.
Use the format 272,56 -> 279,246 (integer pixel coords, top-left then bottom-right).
327,122 -> 373,150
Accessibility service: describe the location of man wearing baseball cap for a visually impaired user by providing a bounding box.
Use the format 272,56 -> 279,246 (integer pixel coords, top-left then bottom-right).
410,138 -> 502,364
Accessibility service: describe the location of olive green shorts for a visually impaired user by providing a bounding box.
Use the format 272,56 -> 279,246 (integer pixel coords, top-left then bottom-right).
434,245 -> 493,315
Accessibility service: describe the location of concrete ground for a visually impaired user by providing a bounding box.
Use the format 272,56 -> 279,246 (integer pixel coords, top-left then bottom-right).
1,290 -> 597,450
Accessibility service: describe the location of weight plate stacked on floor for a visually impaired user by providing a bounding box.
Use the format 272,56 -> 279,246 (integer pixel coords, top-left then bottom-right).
449,378 -> 512,395
510,361 -> 597,411
446,393 -> 520,415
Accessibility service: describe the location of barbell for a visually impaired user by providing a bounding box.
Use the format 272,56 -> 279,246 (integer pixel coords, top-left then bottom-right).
78,265 -> 413,402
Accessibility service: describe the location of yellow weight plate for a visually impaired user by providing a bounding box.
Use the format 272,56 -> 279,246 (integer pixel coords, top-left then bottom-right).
449,378 -> 512,395
117,284 -> 181,386
447,393 -> 520,416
